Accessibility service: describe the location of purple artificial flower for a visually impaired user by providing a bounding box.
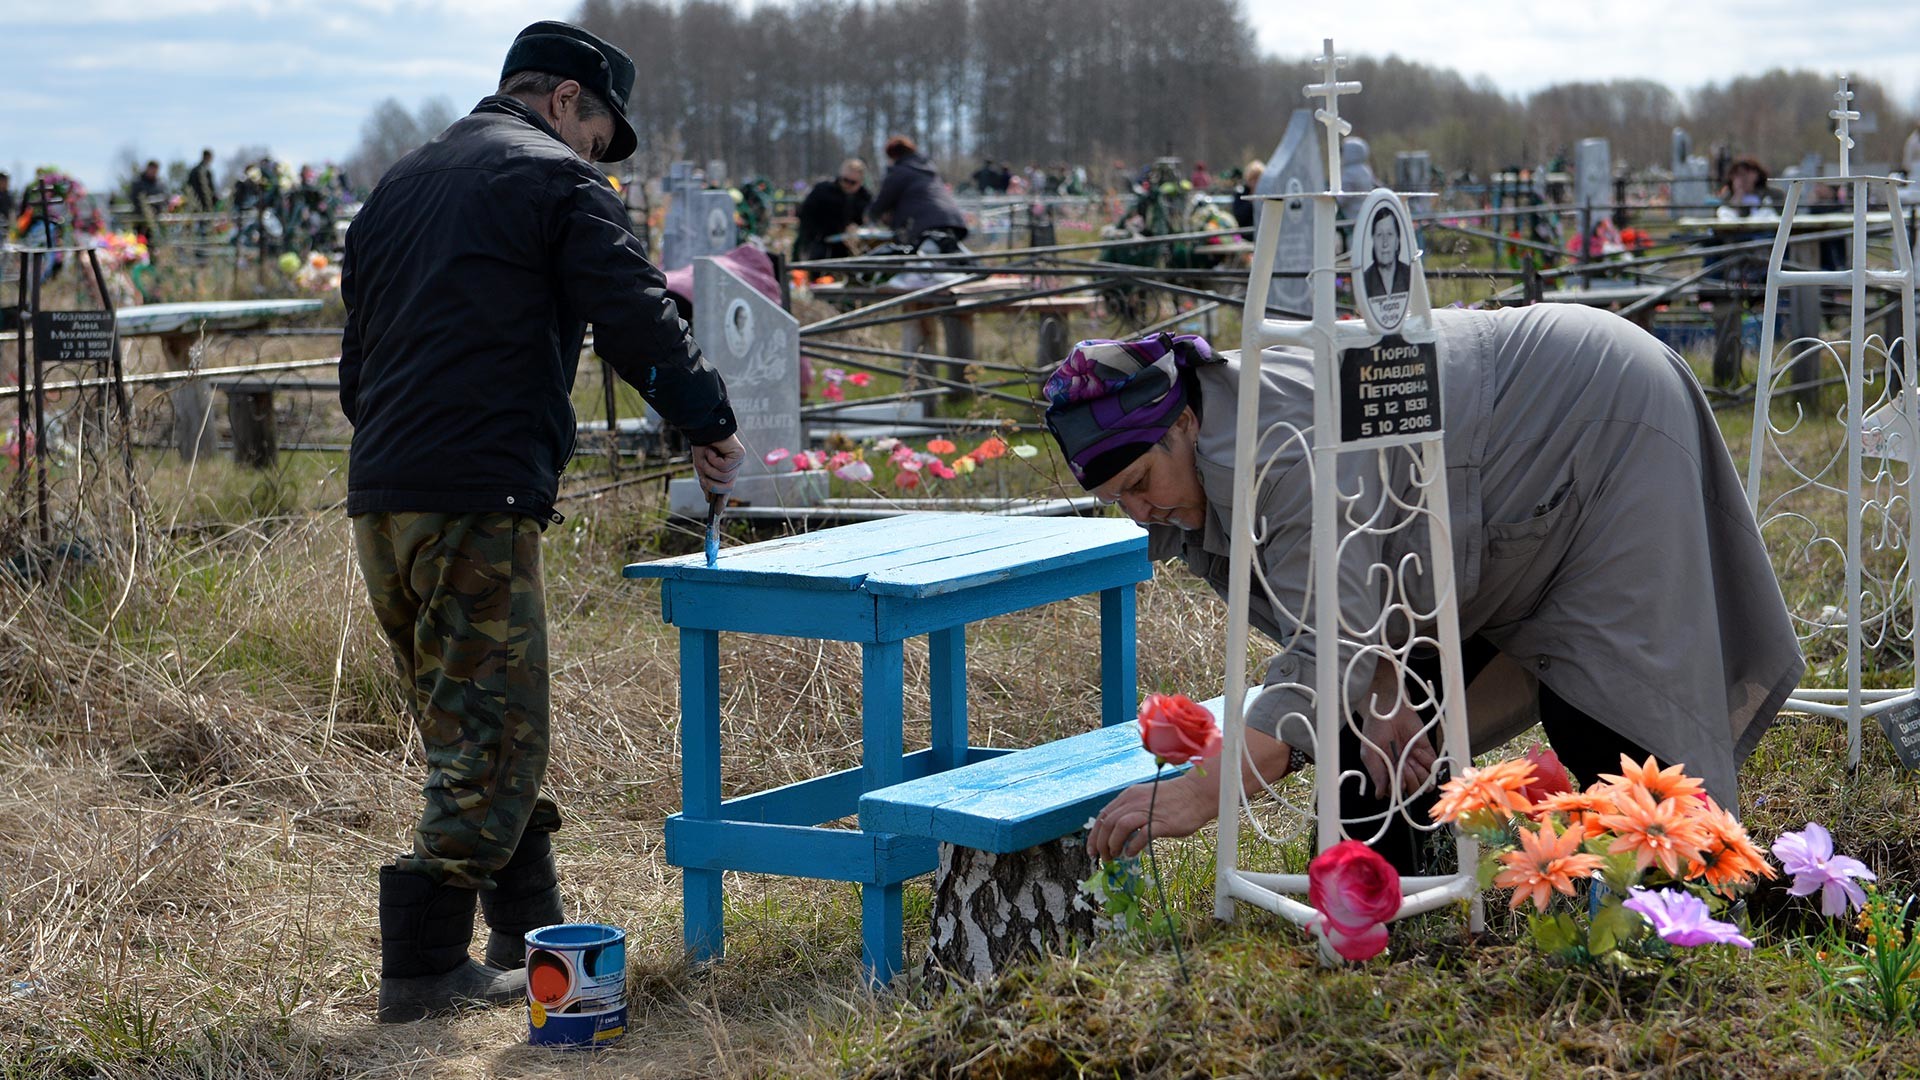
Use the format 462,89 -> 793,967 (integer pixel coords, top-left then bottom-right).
1771,822 -> 1877,917
1622,887 -> 1754,949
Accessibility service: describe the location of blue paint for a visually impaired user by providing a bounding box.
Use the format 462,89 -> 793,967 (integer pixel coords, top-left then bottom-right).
525,924 -> 627,1049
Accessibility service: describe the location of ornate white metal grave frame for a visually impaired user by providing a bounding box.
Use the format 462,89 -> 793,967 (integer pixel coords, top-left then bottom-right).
1745,76 -> 1919,767
1212,41 -> 1483,951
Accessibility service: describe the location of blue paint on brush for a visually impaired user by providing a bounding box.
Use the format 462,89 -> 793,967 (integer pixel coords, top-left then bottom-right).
705,527 -> 719,568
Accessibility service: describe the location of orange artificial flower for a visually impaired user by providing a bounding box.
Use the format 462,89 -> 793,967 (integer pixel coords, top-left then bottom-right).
1687,799 -> 1778,890
1429,759 -> 1538,824
972,436 -> 1008,460
926,438 -> 957,454
1531,789 -> 1617,840
1599,754 -> 1707,806
1494,818 -> 1604,912
1597,786 -> 1711,876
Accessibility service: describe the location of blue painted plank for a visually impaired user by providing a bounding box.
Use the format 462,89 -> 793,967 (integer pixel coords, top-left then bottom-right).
718,747 -> 950,825
863,521 -> 1146,597
875,554 -> 1150,641
657,581 -> 878,639
1100,586 -> 1138,727
860,732 -> 1146,839
624,513 -> 1006,588
666,816 -> 938,882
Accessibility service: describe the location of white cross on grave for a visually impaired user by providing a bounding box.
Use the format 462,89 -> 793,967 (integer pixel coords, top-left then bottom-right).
1303,37 -> 1362,194
1830,74 -> 1859,177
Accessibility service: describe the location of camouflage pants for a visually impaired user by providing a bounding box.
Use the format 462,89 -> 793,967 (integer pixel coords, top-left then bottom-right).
352,511 -> 561,890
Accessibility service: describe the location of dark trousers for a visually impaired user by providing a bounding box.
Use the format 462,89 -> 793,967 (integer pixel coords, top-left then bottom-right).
1340,636 -> 1652,874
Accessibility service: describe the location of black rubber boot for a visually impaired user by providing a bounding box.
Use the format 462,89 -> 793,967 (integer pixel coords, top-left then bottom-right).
480,831 -> 565,970
377,865 -> 527,1023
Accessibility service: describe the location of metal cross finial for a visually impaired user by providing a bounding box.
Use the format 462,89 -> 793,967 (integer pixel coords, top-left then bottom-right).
1303,37 -> 1362,194
1830,74 -> 1859,176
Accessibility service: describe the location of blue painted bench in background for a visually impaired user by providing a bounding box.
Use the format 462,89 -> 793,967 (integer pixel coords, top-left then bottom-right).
623,512 -> 1151,985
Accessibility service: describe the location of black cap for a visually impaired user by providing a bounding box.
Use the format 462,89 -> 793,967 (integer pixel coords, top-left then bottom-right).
501,20 -> 637,163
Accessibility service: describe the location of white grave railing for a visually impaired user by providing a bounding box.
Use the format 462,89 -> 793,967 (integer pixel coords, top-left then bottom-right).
1745,76 -> 1919,768
1212,41 -> 1483,956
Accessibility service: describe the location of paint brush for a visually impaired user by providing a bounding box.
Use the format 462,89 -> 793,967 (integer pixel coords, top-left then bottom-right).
704,490 -> 723,568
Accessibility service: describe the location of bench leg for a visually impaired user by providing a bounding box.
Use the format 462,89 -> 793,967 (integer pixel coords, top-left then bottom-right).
1100,584 -> 1138,726
929,626 -> 967,772
861,882 -> 905,987
860,641 -> 906,983
681,628 -> 725,963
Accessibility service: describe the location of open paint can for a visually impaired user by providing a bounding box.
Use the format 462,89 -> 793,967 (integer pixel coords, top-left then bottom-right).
524,923 -> 627,1048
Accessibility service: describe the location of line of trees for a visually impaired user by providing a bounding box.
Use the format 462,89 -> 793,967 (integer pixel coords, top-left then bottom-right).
350,0 -> 1919,189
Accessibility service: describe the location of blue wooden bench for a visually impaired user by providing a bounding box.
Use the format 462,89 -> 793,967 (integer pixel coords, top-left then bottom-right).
622,512 -> 1151,986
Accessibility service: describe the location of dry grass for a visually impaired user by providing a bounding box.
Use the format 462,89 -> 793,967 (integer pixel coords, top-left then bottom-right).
2,320 -> 1918,1077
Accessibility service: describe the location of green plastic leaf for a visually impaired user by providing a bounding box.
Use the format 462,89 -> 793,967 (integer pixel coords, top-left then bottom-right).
1589,900 -> 1644,957
1530,912 -> 1581,955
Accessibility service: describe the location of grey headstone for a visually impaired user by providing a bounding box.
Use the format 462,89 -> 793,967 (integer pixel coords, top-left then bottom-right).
667,255 -> 818,516
1800,152 -> 1825,179
1670,156 -> 1710,219
661,161 -> 701,271
1255,109 -> 1328,317
1575,138 -> 1611,212
1670,128 -> 1692,172
706,159 -> 729,187
698,190 -> 737,256
1393,152 -> 1431,192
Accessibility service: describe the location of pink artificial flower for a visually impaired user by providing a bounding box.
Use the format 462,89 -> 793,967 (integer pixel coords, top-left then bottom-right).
763,448 -> 792,466
1772,822 -> 1876,916
894,470 -> 921,490
833,460 -> 874,483
1520,744 -> 1573,804
1136,693 -> 1221,766
1622,887 -> 1754,948
928,461 -> 957,480
827,450 -> 855,469
849,372 -> 872,387
1307,840 -> 1402,962
823,383 -> 845,402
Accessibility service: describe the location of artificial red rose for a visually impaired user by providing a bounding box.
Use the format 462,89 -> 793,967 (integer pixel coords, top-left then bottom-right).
1308,840 -> 1402,937
1310,914 -> 1391,962
1520,744 -> 1572,804
1136,693 -> 1221,765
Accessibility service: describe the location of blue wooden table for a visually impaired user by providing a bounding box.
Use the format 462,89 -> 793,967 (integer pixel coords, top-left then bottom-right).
623,512 -> 1149,982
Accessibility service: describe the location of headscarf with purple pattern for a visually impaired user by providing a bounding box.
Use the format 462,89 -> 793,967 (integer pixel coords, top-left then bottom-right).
1042,333 -> 1217,488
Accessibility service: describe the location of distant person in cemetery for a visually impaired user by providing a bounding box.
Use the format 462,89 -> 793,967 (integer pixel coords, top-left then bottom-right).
1703,155 -> 1776,385
1189,160 -> 1213,192
793,157 -> 871,264
1716,155 -> 1775,217
340,18 -> 743,1024
186,149 -> 219,212
970,158 -> 999,194
1231,159 -> 1263,230
128,160 -> 170,252
868,134 -> 968,250
1049,309 -> 1803,873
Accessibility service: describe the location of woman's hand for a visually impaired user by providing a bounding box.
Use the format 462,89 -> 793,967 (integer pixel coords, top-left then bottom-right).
1360,656 -> 1437,797
1085,773 -> 1218,860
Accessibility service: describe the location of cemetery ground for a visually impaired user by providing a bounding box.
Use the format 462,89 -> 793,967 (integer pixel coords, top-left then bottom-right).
6,280 -> 1920,1077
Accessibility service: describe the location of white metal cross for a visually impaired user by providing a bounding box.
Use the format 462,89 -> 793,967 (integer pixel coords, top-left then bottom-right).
1831,74 -> 1859,177
1304,37 -> 1362,194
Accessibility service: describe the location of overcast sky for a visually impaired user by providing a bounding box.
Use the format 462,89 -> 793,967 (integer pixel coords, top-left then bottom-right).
6,0 -> 1918,191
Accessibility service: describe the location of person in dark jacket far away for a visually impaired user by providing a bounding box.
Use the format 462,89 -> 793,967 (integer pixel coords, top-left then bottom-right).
868,134 -> 969,250
339,19 -> 744,1023
793,157 -> 871,264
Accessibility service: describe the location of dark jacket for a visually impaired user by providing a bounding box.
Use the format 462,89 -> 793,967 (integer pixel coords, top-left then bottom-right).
868,152 -> 967,244
793,178 -> 870,261
340,95 -> 734,522
186,162 -> 218,211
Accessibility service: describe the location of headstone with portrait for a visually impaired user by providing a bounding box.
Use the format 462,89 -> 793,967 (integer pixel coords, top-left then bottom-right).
1575,138 -> 1611,215
1254,109 -> 1328,318
667,255 -> 823,516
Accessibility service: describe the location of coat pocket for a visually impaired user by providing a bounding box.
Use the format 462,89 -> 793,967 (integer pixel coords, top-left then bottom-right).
1484,480 -> 1577,561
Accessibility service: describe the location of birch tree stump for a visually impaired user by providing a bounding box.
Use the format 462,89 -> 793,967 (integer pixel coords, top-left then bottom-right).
921,835 -> 1095,990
